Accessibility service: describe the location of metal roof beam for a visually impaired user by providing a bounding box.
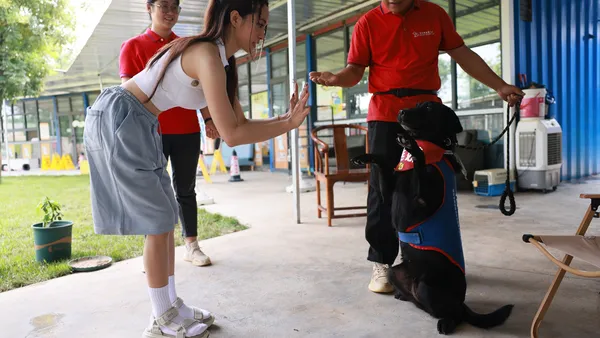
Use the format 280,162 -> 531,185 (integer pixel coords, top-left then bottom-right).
261,0 -> 379,49
462,25 -> 500,40
456,0 -> 500,18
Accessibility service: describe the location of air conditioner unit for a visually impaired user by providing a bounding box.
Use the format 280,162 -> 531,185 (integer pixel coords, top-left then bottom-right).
473,169 -> 516,197
515,118 -> 562,192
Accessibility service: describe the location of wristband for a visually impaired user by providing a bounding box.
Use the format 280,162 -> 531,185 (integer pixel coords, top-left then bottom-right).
204,117 -> 213,123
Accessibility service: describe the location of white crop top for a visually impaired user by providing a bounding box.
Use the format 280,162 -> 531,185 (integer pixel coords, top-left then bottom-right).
132,38 -> 229,112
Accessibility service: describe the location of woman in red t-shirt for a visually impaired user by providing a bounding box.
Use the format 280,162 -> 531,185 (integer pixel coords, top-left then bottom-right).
119,0 -> 214,268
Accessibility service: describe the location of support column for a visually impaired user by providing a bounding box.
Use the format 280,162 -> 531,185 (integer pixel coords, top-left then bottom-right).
501,0 -> 516,173
288,0 -> 301,223
449,0 -> 458,111
53,97 -> 61,155
266,48 -> 275,172
306,34 -> 317,174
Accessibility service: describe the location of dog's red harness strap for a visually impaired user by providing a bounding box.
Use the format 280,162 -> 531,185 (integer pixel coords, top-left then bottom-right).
395,140 -> 446,172
409,244 -> 466,275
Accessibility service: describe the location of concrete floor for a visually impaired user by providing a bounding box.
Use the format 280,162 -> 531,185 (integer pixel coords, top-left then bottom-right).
2,171 -> 600,338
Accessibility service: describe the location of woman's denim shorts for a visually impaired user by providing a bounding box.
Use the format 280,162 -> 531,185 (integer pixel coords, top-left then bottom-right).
83,86 -> 178,235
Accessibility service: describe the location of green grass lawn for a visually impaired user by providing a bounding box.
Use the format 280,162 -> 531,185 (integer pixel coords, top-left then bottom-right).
0,175 -> 247,292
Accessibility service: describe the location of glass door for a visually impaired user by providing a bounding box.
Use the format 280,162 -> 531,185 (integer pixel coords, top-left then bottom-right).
59,114 -> 85,166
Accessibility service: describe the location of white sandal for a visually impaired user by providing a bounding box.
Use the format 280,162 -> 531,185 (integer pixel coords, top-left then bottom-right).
143,307 -> 210,338
173,297 -> 215,327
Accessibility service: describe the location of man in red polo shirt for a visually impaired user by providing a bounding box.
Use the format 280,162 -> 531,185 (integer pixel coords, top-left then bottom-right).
310,0 -> 523,293
120,0 -> 217,267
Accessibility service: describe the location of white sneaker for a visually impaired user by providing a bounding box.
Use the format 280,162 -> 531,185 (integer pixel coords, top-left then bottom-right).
184,241 -> 212,267
368,263 -> 394,293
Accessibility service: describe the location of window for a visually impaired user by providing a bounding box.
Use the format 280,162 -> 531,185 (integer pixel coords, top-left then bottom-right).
25,100 -> 38,130
86,91 -> 100,107
454,1 -> 501,111
429,0 -> 449,11
456,43 -> 502,110
70,95 -> 84,115
295,42 -> 306,79
346,24 -> 370,119
37,99 -> 55,141
14,131 -> 26,142
316,29 -> 345,73
239,84 -> 250,118
250,55 -> 268,94
238,63 -> 249,84
237,63 -> 250,118
12,112 -> 24,129
271,82 -> 287,116
57,96 -> 71,114
271,50 -> 287,79
438,52 -> 453,106
316,29 -> 347,121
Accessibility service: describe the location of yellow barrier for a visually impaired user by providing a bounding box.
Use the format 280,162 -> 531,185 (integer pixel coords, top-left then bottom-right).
50,153 -> 64,171
79,160 -> 90,174
61,154 -> 76,170
197,154 -> 212,184
210,149 -> 227,174
41,155 -> 52,171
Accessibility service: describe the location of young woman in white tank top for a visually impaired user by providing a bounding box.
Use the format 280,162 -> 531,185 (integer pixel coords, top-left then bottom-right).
83,1 -> 309,337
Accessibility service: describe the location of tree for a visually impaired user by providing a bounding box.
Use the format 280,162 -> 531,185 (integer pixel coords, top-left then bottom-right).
0,0 -> 74,181
458,43 -> 502,107
0,0 -> 75,103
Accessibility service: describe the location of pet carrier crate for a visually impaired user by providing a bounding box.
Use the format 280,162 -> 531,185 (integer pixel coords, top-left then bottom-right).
473,169 -> 516,197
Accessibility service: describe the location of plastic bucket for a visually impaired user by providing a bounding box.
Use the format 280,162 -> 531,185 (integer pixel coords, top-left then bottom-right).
520,88 -> 547,118
32,221 -> 73,263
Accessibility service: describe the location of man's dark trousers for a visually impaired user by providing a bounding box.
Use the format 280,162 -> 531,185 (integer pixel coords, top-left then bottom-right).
366,121 -> 404,266
162,132 -> 201,238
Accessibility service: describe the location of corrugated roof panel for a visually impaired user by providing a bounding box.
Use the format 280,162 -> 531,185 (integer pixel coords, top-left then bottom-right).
41,0 -> 502,95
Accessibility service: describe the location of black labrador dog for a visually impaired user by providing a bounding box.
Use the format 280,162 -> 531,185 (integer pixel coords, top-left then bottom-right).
352,101 -> 513,335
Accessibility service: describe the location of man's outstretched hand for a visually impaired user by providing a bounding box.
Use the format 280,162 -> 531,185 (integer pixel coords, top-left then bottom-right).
496,83 -> 525,107
309,71 -> 340,87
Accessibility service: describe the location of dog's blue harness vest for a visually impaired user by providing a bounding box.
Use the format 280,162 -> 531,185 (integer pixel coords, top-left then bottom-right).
398,157 -> 466,274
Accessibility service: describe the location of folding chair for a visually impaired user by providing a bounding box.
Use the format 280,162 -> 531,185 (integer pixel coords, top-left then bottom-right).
522,194 -> 600,338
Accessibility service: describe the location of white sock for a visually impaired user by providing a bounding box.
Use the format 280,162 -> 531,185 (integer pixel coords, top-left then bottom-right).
148,285 -> 172,318
169,275 -> 212,321
148,284 -> 208,336
168,275 -> 177,303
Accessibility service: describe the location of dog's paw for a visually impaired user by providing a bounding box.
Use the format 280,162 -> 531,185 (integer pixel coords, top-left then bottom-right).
394,291 -> 409,301
437,318 -> 458,335
350,154 -> 373,166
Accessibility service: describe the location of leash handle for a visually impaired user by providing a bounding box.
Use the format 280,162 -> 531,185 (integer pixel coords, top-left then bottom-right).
499,101 -> 519,216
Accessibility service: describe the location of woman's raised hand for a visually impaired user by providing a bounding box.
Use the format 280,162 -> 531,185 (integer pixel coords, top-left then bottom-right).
285,81 -> 310,129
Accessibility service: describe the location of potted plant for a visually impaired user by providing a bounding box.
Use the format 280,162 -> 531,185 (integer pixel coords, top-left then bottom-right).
32,197 -> 73,263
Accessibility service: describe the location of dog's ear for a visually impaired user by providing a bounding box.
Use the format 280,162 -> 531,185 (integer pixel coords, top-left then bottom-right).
397,109 -> 408,125
443,105 -> 463,135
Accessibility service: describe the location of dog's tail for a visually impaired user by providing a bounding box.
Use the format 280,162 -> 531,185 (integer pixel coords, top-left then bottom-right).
463,304 -> 514,329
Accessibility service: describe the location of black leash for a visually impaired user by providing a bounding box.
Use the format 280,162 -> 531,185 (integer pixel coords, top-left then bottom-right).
454,100 -> 521,216
499,102 -> 518,216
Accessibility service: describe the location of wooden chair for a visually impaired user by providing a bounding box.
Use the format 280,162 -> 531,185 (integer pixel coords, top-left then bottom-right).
522,194 -> 600,338
310,124 -> 370,226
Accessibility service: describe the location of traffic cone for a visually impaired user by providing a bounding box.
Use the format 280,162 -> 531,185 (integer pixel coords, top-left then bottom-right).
228,149 -> 244,182
79,160 -> 90,175
41,155 -> 52,170
61,154 -> 76,170
50,153 -> 64,170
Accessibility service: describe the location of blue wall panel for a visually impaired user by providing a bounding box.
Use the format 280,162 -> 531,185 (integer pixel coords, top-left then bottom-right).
513,0 -> 599,180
